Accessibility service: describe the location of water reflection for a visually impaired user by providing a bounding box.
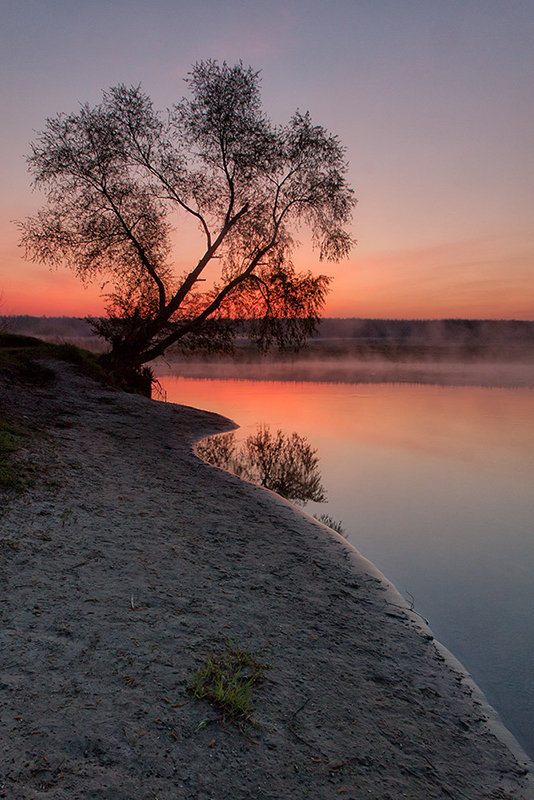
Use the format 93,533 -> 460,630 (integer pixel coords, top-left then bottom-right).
197,425 -> 326,504
160,375 -> 534,759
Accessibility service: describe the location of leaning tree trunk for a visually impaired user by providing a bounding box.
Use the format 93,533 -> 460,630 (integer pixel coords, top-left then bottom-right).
99,344 -> 154,397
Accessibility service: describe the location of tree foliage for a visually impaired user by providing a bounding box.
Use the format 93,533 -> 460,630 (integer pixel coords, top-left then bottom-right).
19,61 -> 355,386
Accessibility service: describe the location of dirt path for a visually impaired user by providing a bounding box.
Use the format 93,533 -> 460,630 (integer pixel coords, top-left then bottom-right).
1,361 -> 532,799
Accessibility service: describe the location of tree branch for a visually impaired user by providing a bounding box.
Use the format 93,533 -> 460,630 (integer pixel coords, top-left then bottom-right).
152,201 -> 250,330
100,186 -> 167,311
139,239 -> 277,362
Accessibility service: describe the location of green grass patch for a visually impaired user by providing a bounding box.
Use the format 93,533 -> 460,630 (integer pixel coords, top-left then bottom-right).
0,418 -> 20,454
0,333 -> 114,388
0,416 -> 31,491
190,642 -> 269,727
0,333 -> 154,394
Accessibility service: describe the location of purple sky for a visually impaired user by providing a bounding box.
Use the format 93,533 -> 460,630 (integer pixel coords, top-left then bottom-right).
2,0 -> 533,318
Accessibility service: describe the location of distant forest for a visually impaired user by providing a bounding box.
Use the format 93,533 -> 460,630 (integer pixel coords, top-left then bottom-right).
316,317 -> 534,346
5,315 -> 534,348
5,316 -> 94,339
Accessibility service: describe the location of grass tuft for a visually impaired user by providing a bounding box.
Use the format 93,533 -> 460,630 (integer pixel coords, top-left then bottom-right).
0,333 -> 112,387
313,513 -> 346,537
0,417 -> 31,491
190,642 -> 269,727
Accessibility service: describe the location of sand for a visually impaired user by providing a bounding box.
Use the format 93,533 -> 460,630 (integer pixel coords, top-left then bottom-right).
1,360 -> 533,800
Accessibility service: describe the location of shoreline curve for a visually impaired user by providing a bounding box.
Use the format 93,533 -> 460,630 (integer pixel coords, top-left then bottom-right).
1,359 -> 533,800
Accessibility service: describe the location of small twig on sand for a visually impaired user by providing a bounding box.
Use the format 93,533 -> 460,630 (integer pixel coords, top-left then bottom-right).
405,589 -> 430,626
291,697 -> 311,723
386,597 -> 429,626
288,697 -> 329,759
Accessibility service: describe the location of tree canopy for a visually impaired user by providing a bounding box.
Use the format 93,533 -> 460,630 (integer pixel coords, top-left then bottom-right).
19,61 -> 355,390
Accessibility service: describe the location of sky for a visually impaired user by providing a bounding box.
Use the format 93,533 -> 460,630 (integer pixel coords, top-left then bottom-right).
1,0 -> 533,320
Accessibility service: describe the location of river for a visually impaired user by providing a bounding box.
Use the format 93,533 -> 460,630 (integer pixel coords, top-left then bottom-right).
157,370 -> 534,759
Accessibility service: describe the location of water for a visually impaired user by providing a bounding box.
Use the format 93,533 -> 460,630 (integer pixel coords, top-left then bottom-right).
158,373 -> 534,759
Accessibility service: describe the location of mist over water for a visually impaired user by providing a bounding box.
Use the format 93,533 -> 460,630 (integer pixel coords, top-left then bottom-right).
6,315 -> 534,388
156,354 -> 534,388
153,317 -> 534,388
158,371 -> 534,760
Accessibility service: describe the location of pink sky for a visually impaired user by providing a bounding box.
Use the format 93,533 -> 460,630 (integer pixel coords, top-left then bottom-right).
2,1 -> 533,320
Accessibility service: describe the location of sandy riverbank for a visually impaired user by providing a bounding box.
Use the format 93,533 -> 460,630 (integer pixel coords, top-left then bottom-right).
1,360 -> 533,799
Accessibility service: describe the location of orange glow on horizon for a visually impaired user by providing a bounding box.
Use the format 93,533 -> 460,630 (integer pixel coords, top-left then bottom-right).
3,273 -> 106,317
3,272 -> 532,321
2,234 -> 533,320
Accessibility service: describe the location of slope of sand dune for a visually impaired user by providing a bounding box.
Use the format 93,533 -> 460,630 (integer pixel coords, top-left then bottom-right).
1,361 -> 533,800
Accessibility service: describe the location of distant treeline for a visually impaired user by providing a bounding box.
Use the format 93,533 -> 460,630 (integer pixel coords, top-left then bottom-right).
5,316 -> 94,339
315,318 -> 534,346
4,315 -> 534,348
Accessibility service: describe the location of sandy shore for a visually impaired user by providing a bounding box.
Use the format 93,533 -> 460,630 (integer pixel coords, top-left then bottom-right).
1,360 -> 533,800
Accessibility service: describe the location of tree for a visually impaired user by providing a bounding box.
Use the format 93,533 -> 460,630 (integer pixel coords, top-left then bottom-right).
19,61 -> 355,392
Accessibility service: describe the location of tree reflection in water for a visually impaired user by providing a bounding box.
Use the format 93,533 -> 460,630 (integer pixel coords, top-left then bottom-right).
197,425 -> 326,504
